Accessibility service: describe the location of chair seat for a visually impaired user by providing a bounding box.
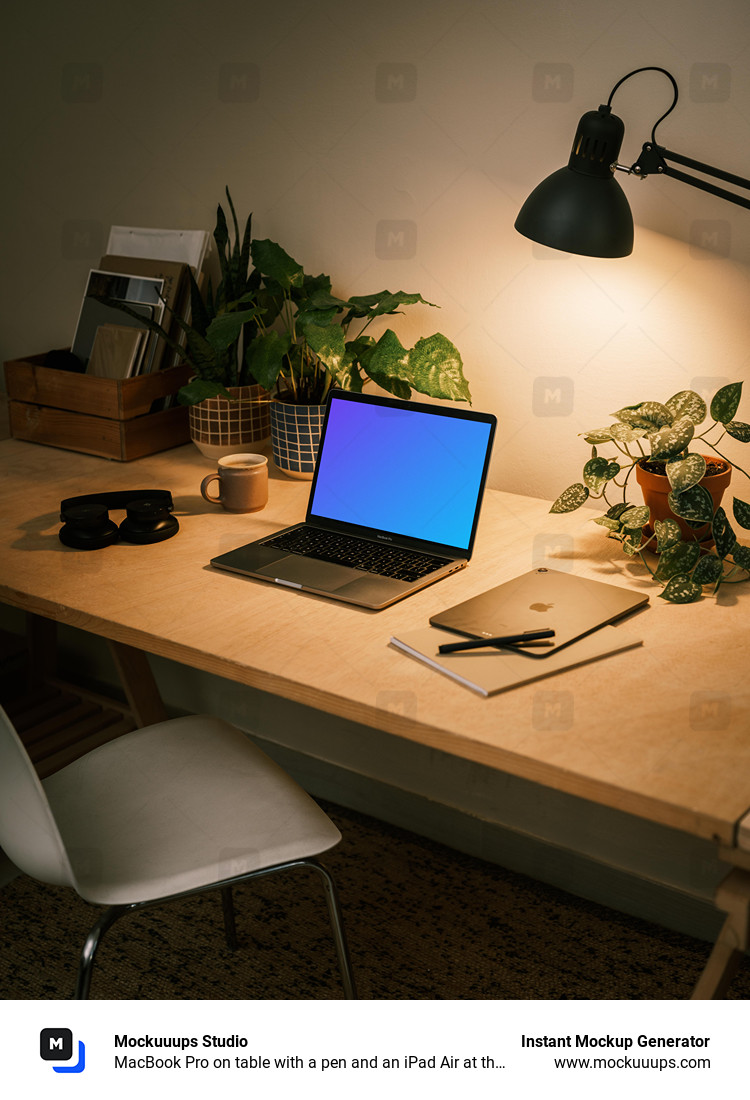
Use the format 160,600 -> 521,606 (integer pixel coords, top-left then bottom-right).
42,715 -> 341,906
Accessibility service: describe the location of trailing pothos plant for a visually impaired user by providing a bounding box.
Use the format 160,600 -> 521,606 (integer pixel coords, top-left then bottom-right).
228,238 -> 471,406
550,382 -> 750,602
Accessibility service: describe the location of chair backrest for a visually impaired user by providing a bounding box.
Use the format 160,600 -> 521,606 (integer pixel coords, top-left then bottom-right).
0,705 -> 75,887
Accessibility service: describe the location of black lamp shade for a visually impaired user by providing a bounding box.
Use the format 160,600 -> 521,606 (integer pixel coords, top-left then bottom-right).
515,106 -> 635,257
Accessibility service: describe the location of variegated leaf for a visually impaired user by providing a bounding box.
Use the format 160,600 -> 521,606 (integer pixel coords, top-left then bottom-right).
668,484 -> 713,524
659,574 -> 703,603
725,421 -> 750,442
710,382 -> 742,425
649,416 -> 694,460
692,553 -> 724,586
665,390 -> 707,425
619,505 -> 649,529
731,543 -> 750,571
550,483 -> 589,514
733,498 -> 750,530
666,453 -> 706,494
712,506 -> 736,560
654,518 -> 682,551
654,541 -> 701,582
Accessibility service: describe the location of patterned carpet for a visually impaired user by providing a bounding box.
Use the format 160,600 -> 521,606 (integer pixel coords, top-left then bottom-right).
1,800 -> 748,1000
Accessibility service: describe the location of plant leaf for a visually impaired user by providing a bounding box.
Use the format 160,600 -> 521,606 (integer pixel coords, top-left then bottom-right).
550,483 -> 589,513
649,416 -> 694,460
710,381 -> 742,424
692,553 -> 724,586
366,330 -> 470,402
619,505 -> 650,529
582,428 -> 614,444
344,290 -> 437,323
175,378 -> 233,406
668,483 -> 713,524
407,333 -> 470,402
654,518 -> 682,551
665,390 -> 707,425
583,457 -> 620,493
659,574 -> 702,603
611,401 -> 672,429
666,453 -> 706,493
621,529 -> 644,555
712,506 -> 736,559
244,330 -> 291,391
251,238 -> 305,290
731,543 -> 750,571
654,540 -> 701,582
303,322 -> 348,386
725,420 -> 750,442
732,498 -> 750,530
205,308 -> 261,352
610,423 -> 649,443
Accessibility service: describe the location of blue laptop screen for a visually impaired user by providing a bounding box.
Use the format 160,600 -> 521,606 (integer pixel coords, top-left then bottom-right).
308,394 -> 494,552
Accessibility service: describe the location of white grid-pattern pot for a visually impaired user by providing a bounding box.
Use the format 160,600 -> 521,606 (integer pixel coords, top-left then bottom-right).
188,384 -> 271,458
270,400 -> 326,479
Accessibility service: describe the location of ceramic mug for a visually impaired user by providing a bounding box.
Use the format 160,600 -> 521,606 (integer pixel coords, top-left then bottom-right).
200,453 -> 269,513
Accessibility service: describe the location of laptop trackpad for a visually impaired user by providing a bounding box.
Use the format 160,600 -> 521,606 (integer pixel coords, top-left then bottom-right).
256,555 -> 364,591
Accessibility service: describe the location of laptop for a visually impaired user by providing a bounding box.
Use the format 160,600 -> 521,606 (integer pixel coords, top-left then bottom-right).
210,388 -> 496,609
429,567 -> 648,653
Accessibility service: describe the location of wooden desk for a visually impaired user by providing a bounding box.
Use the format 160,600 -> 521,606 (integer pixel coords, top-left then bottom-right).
3,437 -> 750,995
1,438 -> 749,843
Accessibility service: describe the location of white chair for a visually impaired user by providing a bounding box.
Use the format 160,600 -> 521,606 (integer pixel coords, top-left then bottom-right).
0,705 -> 356,998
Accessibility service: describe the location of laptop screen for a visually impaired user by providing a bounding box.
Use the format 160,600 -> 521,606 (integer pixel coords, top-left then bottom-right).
308,391 -> 496,553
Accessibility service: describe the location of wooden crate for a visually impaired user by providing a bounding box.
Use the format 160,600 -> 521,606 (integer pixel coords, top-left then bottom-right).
4,352 -> 193,461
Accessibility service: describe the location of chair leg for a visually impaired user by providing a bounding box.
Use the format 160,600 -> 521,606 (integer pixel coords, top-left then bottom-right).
220,886 -> 238,951
74,905 -> 130,1000
303,859 -> 358,999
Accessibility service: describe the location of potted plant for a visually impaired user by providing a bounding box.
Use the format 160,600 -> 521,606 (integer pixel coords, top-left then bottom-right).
550,382 -> 750,602
101,189 -> 271,456
236,238 -> 471,477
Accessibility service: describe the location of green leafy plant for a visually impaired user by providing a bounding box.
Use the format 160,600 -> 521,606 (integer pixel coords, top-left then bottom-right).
100,191 -> 471,409
233,238 -> 470,406
550,383 -> 750,602
98,189 -> 264,406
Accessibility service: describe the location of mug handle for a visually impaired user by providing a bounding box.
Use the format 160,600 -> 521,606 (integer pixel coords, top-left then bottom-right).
200,472 -> 222,504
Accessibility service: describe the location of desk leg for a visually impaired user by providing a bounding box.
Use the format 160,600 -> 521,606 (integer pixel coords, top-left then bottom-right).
26,613 -> 166,729
26,614 -> 57,689
108,641 -> 167,727
692,867 -> 750,999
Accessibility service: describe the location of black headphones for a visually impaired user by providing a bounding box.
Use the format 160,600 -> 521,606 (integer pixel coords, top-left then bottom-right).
59,490 -> 179,550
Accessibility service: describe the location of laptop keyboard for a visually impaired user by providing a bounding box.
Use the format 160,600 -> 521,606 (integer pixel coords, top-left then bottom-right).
263,527 -> 451,583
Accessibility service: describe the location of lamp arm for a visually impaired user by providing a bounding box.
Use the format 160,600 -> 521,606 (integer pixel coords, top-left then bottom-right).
628,142 -> 750,211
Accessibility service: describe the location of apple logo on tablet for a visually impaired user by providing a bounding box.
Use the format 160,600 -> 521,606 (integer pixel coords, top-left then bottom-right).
529,602 -> 553,612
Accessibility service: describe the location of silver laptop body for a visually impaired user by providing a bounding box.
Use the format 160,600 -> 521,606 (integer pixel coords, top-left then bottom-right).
210,388 -> 496,610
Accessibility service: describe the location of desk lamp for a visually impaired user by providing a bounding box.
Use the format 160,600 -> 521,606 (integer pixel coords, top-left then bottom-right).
514,66 -> 750,257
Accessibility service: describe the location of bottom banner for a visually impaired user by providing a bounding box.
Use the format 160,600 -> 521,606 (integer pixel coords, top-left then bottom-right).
4,997 -> 742,1100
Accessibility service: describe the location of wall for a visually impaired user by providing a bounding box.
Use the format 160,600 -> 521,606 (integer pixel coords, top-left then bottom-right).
3,0 -> 750,499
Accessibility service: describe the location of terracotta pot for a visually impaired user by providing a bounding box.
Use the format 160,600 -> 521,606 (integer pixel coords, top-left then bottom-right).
270,398 -> 326,479
188,383 -> 271,459
635,455 -> 731,543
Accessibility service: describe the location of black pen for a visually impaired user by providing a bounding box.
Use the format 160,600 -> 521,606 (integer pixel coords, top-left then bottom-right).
438,628 -> 555,654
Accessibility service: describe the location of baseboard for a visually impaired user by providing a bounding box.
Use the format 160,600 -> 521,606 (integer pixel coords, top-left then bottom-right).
250,733 -> 725,945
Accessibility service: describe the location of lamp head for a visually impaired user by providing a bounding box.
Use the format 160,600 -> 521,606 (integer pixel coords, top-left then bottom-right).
515,104 -> 634,257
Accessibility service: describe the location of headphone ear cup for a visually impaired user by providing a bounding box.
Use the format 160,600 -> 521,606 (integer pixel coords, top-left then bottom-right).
118,498 -> 179,544
59,503 -> 119,550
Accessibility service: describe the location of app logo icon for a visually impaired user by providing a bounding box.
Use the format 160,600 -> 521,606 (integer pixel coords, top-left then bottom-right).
40,1029 -> 86,1074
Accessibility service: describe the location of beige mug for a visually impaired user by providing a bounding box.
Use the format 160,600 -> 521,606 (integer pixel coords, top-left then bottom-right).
200,453 -> 269,513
